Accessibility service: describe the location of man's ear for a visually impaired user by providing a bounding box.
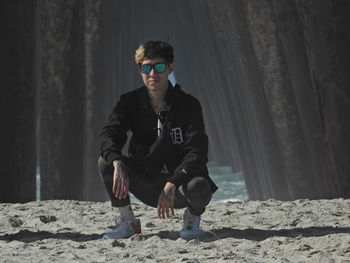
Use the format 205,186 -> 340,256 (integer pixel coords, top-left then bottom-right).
168,63 -> 175,73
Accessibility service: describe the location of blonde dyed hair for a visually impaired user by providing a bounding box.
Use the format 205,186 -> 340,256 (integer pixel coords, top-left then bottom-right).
135,44 -> 146,65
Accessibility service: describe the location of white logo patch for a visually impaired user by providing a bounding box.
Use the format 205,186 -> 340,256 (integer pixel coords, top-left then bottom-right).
170,127 -> 183,144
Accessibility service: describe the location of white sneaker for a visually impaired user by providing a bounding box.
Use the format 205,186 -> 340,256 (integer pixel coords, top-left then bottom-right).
103,218 -> 141,239
179,208 -> 201,239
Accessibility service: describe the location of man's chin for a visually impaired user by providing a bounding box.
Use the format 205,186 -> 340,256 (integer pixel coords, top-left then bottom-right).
147,84 -> 166,92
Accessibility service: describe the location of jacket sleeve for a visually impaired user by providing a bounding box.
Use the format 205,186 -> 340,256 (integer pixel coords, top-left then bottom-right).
100,96 -> 130,164
167,97 -> 208,187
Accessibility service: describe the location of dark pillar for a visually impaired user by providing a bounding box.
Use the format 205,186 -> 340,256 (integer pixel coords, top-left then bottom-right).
0,0 -> 37,202
245,0 -> 322,199
272,0 -> 331,197
205,0 -> 290,200
243,0 -> 350,199
39,0 -> 85,199
297,0 -> 350,197
82,0 -> 113,201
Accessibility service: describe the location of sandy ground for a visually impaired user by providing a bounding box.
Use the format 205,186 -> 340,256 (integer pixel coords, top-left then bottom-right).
1,199 -> 350,262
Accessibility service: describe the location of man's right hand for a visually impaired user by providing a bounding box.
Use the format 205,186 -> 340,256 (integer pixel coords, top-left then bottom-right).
112,160 -> 129,199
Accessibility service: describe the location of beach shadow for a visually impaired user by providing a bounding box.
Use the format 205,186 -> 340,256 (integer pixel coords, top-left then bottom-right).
122,226 -> 350,242
200,226 -> 350,242
0,229 -> 101,243
142,230 -> 179,240
3,226 -> 349,243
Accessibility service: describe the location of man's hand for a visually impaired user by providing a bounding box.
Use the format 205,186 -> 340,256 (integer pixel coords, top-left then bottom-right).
157,182 -> 176,219
112,160 -> 129,199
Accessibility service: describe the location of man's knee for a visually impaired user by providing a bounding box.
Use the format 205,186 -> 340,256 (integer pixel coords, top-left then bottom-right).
98,156 -> 107,166
186,177 -> 212,206
187,177 -> 211,193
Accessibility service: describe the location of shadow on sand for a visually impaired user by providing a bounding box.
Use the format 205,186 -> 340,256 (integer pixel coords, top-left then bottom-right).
199,226 -> 350,242
2,226 -> 350,243
0,229 -> 101,243
142,226 -> 350,242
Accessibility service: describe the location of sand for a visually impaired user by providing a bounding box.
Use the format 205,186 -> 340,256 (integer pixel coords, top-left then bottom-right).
1,199 -> 350,262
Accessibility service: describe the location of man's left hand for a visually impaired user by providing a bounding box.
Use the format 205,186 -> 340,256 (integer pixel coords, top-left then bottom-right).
157,182 -> 176,219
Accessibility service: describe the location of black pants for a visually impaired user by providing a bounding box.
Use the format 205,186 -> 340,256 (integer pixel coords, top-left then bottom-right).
98,157 -> 212,216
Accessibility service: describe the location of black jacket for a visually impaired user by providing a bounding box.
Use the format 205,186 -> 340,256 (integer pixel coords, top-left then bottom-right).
100,83 -> 218,193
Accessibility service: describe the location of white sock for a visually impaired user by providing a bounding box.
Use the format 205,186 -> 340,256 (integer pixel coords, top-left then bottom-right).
118,204 -> 135,221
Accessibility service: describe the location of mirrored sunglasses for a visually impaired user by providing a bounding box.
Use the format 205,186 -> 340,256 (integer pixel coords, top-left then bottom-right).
139,63 -> 167,74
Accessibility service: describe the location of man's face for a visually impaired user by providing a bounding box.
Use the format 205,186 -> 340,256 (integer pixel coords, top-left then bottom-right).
139,57 -> 174,92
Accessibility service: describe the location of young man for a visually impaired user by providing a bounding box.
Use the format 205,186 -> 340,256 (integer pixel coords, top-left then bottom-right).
98,40 -> 218,239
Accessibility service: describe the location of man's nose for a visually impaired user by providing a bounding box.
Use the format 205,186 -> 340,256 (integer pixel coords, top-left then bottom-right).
149,68 -> 158,76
